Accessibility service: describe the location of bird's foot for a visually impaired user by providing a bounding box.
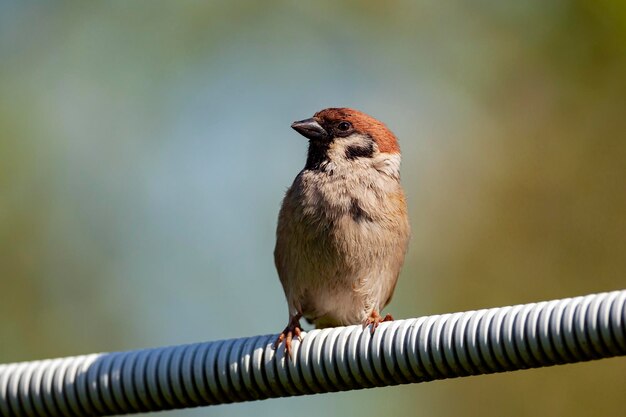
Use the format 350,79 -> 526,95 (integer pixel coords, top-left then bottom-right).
363,311 -> 394,334
274,313 -> 303,359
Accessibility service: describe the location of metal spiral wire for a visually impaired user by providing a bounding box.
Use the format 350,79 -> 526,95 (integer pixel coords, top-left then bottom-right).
1,290 -> 624,416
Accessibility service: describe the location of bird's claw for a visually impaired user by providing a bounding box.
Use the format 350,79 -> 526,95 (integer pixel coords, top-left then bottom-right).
274,314 -> 303,359
363,311 -> 394,334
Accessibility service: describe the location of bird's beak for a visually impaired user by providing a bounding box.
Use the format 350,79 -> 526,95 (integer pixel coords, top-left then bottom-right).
291,118 -> 328,141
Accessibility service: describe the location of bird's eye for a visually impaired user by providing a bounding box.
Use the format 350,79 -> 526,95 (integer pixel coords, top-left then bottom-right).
337,121 -> 351,131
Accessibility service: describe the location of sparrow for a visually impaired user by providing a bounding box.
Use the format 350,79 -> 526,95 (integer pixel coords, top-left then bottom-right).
274,108 -> 410,356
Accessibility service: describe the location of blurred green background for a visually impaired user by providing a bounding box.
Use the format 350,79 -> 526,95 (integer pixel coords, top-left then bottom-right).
1,1 -> 625,416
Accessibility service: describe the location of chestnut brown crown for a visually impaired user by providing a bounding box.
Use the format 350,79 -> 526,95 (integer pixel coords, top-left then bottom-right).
292,108 -> 400,154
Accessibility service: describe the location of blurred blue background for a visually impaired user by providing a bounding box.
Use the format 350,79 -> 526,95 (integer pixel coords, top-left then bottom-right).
1,1 -> 625,416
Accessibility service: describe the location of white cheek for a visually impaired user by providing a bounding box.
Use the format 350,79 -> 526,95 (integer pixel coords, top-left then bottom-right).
326,133 -> 373,162
318,133 -> 401,180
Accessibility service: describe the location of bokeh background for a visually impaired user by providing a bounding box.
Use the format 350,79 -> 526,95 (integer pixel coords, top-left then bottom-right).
1,1 -> 625,416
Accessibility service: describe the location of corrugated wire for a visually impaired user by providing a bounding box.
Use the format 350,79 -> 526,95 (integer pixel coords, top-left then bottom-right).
1,290 -> 624,416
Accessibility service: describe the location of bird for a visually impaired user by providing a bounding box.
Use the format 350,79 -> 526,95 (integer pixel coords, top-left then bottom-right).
273,107 -> 411,357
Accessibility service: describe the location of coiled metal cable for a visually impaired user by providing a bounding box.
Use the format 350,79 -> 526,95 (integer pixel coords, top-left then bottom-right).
1,290 -> 624,416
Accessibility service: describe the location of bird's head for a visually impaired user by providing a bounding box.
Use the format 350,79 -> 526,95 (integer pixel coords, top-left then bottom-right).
291,108 -> 400,172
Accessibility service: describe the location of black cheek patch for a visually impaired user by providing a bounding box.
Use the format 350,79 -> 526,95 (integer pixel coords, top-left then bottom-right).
345,141 -> 374,160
